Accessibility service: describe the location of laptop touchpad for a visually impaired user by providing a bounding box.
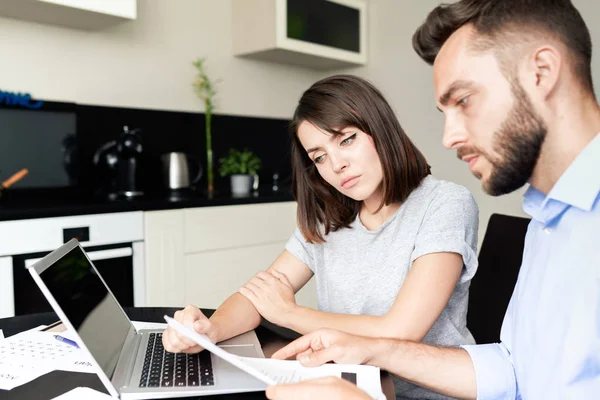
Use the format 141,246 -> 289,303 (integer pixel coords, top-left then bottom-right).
219,345 -> 262,358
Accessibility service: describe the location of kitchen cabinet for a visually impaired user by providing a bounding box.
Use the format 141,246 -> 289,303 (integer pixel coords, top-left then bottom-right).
0,0 -> 136,30
143,209 -> 186,308
232,0 -> 367,69
0,256 -> 13,318
144,202 -> 318,310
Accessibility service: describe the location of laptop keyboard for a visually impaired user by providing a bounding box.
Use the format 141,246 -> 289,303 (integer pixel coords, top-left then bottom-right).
139,332 -> 214,388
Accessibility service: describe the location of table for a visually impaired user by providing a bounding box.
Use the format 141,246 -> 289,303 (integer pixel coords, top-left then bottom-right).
0,307 -> 301,400
0,307 -> 395,400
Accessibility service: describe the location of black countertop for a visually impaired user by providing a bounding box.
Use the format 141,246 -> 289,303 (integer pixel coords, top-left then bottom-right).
0,187 -> 295,221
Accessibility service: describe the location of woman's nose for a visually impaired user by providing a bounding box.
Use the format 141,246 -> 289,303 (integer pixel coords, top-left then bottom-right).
331,154 -> 349,173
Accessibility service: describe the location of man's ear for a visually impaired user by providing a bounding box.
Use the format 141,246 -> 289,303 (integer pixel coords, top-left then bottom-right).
529,45 -> 562,98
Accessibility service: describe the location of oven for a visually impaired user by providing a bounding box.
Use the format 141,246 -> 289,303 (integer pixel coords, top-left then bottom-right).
0,211 -> 145,318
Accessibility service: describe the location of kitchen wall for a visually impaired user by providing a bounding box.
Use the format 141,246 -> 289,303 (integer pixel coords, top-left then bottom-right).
1,0 -> 598,245
0,0 -> 323,116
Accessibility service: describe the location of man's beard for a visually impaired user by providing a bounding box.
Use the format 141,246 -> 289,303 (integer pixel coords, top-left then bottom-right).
461,81 -> 547,196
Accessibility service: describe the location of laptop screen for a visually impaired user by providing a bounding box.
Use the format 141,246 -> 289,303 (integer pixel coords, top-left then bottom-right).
38,245 -> 132,377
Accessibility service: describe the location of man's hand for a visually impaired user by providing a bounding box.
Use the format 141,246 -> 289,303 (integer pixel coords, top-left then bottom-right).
266,377 -> 372,400
239,270 -> 297,325
162,305 -> 219,353
271,328 -> 381,367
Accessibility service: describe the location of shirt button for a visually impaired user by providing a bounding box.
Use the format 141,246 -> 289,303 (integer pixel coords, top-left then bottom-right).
544,227 -> 552,234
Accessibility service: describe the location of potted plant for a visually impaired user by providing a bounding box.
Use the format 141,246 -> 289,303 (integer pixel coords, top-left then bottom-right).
219,148 -> 261,195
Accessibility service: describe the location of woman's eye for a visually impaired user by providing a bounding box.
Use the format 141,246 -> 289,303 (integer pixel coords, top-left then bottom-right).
341,133 -> 357,146
458,96 -> 470,106
313,154 -> 325,164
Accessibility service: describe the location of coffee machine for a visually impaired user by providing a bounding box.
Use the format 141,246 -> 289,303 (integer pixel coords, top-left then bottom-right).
93,126 -> 144,199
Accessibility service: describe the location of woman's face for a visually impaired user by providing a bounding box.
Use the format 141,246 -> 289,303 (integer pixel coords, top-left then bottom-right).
297,120 -> 384,202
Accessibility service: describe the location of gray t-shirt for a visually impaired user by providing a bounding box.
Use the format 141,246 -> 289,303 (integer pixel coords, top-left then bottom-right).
285,175 -> 479,399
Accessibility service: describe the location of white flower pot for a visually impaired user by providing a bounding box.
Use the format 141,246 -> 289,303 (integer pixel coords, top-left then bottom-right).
230,174 -> 253,195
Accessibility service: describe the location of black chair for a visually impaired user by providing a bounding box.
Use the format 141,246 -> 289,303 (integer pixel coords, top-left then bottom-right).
467,213 -> 531,344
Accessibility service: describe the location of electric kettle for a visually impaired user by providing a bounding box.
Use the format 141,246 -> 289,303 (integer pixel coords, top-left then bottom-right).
160,152 -> 202,190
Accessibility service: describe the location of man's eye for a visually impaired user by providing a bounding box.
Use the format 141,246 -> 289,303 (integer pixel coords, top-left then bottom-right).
313,155 -> 325,164
341,133 -> 357,146
458,96 -> 470,106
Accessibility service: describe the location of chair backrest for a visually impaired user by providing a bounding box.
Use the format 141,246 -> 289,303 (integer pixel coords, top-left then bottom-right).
467,213 -> 531,344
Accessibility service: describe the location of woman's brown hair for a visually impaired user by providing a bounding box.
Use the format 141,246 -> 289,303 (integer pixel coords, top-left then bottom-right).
290,75 -> 430,243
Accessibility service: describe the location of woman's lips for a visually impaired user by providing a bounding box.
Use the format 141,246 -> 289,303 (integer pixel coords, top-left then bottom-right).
341,176 -> 360,189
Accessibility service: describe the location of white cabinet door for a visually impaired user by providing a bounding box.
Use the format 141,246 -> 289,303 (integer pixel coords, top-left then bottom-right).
184,243 -> 317,310
184,202 -> 298,253
39,0 -> 136,18
0,256 -> 14,318
0,0 -> 136,30
183,201 -> 318,310
144,201 -> 318,310
144,209 -> 186,307
184,242 -> 284,309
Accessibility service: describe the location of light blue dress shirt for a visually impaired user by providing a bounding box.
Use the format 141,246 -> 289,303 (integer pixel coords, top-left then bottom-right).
463,133 -> 600,399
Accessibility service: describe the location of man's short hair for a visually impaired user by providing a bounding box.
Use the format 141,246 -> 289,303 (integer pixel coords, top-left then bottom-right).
412,0 -> 594,93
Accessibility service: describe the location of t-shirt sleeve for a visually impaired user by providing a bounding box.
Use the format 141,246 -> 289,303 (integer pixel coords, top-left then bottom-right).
285,227 -> 316,272
410,183 -> 479,283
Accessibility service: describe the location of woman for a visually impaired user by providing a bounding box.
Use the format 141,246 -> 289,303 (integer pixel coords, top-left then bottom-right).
163,75 -> 479,399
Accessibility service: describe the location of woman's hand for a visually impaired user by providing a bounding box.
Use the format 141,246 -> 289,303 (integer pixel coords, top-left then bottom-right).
162,305 -> 219,353
266,377 -> 372,400
239,270 -> 297,325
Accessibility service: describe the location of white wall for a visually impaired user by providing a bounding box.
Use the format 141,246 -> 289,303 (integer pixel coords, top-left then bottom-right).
0,0 -> 598,247
0,0 -> 324,116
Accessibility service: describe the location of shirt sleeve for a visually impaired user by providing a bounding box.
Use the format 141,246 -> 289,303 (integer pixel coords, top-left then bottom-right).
462,343 -> 518,400
284,227 -> 315,272
410,183 -> 479,283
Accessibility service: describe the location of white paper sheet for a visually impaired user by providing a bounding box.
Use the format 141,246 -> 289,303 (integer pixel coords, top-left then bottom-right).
0,329 -> 95,390
0,364 -> 54,391
164,316 -> 385,400
0,320 -> 168,391
50,386 -> 114,399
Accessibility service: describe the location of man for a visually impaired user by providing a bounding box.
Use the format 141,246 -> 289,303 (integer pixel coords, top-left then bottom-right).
265,0 -> 600,399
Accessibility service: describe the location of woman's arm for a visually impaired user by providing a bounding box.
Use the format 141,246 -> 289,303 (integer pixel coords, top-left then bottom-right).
242,252 -> 463,340
163,250 -> 313,352
211,250 -> 313,342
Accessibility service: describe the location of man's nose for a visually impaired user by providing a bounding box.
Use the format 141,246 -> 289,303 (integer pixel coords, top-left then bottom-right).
442,118 -> 468,149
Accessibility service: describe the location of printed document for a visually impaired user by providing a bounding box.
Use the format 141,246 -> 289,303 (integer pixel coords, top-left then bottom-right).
164,316 -> 385,399
0,329 -> 94,390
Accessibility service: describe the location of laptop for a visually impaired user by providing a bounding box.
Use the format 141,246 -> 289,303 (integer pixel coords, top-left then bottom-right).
27,239 -> 267,399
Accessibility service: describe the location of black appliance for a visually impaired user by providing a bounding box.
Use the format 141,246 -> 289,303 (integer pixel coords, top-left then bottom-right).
93,125 -> 144,199
0,101 -> 78,190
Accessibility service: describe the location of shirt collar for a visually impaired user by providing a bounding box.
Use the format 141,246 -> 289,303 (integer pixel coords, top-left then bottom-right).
523,133 -> 600,222
545,133 -> 600,211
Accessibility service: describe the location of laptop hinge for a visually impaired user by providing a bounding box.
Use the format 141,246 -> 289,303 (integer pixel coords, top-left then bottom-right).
111,325 -> 140,390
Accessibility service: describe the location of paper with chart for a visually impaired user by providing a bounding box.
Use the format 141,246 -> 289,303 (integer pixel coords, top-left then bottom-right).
0,329 -> 95,390
164,316 -> 385,400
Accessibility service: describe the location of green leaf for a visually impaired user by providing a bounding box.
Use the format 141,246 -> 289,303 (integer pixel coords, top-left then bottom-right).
218,148 -> 262,177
